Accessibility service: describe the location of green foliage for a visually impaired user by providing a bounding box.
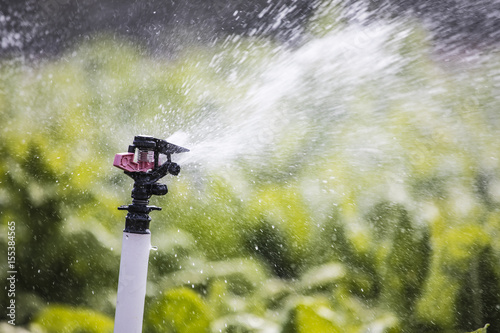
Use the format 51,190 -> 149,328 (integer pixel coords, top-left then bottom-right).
30,306 -> 113,333
146,288 -> 212,333
282,300 -> 344,333
1,13 -> 500,333
468,324 -> 490,333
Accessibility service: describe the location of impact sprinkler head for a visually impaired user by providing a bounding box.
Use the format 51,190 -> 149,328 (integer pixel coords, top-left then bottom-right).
114,135 -> 189,233
114,135 -> 189,173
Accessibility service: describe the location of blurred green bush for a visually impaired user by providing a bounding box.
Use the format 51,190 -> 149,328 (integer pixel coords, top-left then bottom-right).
1,12 -> 500,333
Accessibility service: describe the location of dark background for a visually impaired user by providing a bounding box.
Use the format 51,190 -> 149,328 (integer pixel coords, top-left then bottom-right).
1,0 -> 499,59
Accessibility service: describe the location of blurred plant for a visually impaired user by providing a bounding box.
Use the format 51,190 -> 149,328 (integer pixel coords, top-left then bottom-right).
1,9 -> 500,333
469,324 -> 490,333
30,306 -> 113,333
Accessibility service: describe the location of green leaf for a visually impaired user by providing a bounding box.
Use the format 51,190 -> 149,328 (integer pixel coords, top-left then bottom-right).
31,306 -> 113,333
467,324 -> 490,333
282,300 -> 344,333
146,287 -> 212,333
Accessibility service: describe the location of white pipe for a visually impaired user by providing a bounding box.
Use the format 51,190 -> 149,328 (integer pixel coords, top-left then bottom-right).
114,232 -> 151,333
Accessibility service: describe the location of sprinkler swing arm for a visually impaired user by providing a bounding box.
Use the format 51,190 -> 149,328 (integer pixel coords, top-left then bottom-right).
113,135 -> 188,333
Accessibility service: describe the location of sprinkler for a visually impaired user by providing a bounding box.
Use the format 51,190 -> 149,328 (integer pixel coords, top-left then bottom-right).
113,135 -> 189,333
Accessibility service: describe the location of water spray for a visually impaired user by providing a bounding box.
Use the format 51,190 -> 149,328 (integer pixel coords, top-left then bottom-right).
112,135 -> 189,333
